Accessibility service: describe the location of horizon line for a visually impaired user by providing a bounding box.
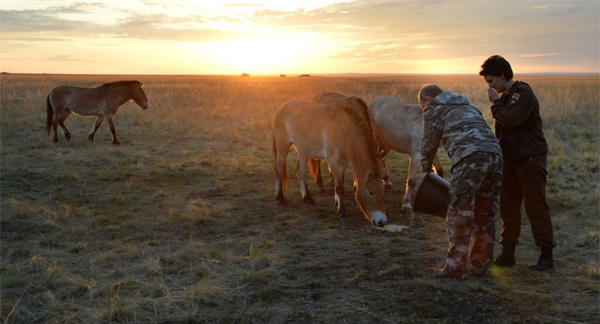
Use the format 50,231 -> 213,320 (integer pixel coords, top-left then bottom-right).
1,71 -> 598,77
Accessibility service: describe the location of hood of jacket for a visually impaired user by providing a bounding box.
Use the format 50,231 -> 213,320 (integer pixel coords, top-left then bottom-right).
429,91 -> 470,106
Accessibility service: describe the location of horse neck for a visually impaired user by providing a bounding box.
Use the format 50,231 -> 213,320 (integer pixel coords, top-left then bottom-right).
106,85 -> 135,106
345,134 -> 378,183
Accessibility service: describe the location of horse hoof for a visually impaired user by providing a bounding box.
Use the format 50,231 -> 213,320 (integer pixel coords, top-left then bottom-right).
276,197 -> 287,205
112,141 -> 120,145
401,206 -> 413,214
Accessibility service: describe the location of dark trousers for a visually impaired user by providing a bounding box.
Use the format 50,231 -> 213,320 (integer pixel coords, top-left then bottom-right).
499,154 -> 556,248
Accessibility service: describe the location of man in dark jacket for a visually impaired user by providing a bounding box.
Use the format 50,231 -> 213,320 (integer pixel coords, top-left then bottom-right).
420,84 -> 503,279
480,55 -> 556,271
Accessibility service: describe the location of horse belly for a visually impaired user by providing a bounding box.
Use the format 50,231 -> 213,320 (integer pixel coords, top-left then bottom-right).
290,130 -> 328,159
64,89 -> 108,116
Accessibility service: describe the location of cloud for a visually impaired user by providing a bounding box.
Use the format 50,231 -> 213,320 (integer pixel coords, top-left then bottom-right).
518,53 -> 558,58
1,0 -> 598,73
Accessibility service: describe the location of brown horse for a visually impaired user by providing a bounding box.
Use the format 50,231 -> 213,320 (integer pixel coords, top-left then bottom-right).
46,80 -> 149,144
311,91 -> 377,193
272,99 -> 387,227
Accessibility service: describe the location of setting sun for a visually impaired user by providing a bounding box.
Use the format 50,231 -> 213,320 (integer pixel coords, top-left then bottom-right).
202,36 -> 319,75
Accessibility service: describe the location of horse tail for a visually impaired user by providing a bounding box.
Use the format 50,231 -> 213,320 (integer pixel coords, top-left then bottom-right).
45,94 -> 53,136
308,157 -> 319,181
272,135 -> 288,190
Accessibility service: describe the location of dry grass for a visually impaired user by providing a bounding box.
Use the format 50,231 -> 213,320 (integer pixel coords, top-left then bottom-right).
1,73 -> 598,323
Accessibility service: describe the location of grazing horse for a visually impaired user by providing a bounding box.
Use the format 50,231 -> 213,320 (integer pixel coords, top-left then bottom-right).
368,96 -> 444,213
311,91 -> 376,193
46,80 -> 149,144
272,99 -> 387,227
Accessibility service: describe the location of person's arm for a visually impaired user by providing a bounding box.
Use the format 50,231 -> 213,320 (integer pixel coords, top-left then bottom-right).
490,87 -> 535,129
420,106 -> 443,173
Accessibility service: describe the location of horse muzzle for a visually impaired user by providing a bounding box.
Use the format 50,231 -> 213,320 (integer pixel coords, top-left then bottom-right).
370,211 -> 387,227
142,102 -> 149,110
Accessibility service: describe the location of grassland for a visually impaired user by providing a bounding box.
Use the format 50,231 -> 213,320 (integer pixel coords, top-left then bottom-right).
1,73 -> 598,323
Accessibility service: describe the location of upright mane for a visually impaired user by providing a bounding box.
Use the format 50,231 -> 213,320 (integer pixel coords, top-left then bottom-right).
100,80 -> 142,88
340,99 -> 380,172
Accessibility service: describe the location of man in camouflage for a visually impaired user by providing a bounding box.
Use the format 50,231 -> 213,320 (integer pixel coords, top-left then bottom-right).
419,84 -> 503,279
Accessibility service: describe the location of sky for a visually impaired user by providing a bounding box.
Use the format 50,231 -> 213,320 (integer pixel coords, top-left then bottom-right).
1,0 -> 599,75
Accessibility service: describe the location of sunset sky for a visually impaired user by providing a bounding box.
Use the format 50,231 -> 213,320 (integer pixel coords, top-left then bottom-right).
1,0 -> 599,75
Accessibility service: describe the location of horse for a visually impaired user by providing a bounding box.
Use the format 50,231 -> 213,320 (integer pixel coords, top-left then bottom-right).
311,91 -> 376,193
368,96 -> 444,213
46,80 -> 149,144
272,99 -> 387,227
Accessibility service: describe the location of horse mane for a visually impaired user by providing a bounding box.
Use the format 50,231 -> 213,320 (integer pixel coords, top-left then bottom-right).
339,99 -> 380,172
100,80 -> 142,88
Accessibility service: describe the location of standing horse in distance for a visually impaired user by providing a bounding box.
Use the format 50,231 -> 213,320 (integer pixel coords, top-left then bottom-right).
368,95 -> 444,213
272,98 -> 387,227
46,80 -> 149,144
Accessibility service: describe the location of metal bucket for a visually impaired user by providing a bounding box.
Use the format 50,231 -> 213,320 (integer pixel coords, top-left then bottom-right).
413,172 -> 449,218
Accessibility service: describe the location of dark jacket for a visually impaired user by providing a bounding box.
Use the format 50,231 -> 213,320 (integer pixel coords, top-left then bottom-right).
421,91 -> 501,172
491,81 -> 548,163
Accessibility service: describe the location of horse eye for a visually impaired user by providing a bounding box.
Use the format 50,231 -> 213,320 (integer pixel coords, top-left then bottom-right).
368,191 -> 375,197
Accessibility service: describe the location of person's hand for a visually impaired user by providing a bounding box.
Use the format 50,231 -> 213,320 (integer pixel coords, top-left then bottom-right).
487,88 -> 500,102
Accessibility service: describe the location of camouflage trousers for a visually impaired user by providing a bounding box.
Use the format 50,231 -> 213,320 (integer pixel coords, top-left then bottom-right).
444,152 -> 502,277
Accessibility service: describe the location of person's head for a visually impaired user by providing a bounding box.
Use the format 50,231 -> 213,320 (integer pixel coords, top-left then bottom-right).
418,84 -> 443,109
480,55 -> 514,93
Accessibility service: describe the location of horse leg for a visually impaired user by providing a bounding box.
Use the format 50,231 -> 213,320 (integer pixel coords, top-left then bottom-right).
315,160 -> 324,193
59,110 -> 71,141
273,138 -> 291,205
433,153 -> 445,178
88,116 -> 104,142
297,153 -> 314,204
328,164 -> 348,224
105,115 -> 119,145
52,113 -> 61,143
402,150 -> 421,213
380,148 -> 392,186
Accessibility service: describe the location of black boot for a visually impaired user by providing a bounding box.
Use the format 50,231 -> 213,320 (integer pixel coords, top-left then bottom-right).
492,243 -> 516,267
529,246 -> 554,271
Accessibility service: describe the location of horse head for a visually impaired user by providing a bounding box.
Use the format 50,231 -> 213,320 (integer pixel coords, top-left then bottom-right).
355,169 -> 387,227
133,82 -> 149,110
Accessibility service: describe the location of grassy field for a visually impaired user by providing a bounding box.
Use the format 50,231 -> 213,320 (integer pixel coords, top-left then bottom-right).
1,73 -> 598,323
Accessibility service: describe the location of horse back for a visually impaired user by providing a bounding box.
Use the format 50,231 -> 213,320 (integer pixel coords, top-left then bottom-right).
49,85 -> 107,115
368,96 -> 423,153
274,100 -> 360,159
311,91 -> 349,104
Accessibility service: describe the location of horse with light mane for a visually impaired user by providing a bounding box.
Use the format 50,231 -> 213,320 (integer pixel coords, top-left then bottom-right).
272,98 -> 387,227
46,80 -> 149,144
369,95 -> 444,213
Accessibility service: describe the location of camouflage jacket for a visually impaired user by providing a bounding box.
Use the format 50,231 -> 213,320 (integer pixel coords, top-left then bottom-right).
421,91 -> 502,172
490,81 -> 548,163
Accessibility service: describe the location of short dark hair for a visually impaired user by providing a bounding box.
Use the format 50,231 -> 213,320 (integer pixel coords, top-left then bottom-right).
418,84 -> 443,102
479,55 -> 513,80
